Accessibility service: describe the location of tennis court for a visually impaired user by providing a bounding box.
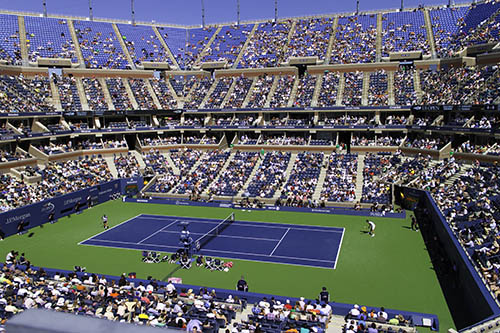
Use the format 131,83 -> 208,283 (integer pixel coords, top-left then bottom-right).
79,214 -> 345,269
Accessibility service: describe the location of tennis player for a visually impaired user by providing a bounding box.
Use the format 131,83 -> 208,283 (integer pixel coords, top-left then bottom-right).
366,219 -> 376,237
102,215 -> 109,230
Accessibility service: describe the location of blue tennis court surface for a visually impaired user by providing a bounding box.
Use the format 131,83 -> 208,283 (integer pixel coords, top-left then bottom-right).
79,214 -> 345,269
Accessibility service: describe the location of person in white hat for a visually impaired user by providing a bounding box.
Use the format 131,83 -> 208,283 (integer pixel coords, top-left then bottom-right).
345,304 -> 360,321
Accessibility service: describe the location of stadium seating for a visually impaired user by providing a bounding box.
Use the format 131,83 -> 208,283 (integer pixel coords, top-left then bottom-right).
331,14 -> 377,64
320,153 -> 357,202
394,69 -> 416,106
368,70 -> 388,106
285,18 -> 333,60
429,6 -> 469,57
381,11 -> 429,56
2,4 -> 500,330
157,26 -> 188,68
294,74 -> 316,108
114,153 -> 140,178
0,156 -> 112,212
281,152 -> 324,206
0,14 -> 21,64
225,76 -> 252,108
0,75 -> 54,113
128,79 -> 157,110
183,27 -> 216,69
24,16 -> 77,62
342,72 -> 363,106
269,75 -> 295,108
106,78 -> 132,110
317,72 -> 340,107
56,76 -> 82,111
246,75 -> 274,108
246,152 -> 291,198
238,21 -> 291,68
208,151 -> 258,196
172,150 -> 230,196
73,20 -> 129,69
149,78 -> 178,109
446,1 -> 500,53
117,24 -> 171,66
200,24 -> 252,67
204,77 -> 233,109
82,78 -> 108,111
185,77 -> 214,109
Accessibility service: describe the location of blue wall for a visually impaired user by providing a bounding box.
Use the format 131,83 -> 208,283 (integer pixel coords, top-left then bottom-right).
396,186 -> 500,328
129,197 -> 406,219
0,177 -> 143,237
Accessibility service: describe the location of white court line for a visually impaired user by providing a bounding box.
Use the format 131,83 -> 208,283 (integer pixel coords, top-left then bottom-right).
269,228 -> 290,256
138,220 -> 178,244
83,238 -> 334,263
158,230 -> 278,242
80,242 -> 335,270
140,215 -> 344,233
333,229 -> 345,270
200,248 -> 335,263
77,214 -> 141,245
86,238 -> 178,249
80,214 -> 340,269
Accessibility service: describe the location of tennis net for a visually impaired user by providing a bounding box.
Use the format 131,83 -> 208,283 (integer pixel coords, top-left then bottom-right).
195,212 -> 234,251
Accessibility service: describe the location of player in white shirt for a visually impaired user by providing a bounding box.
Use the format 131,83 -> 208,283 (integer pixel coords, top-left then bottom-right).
102,215 -> 109,230
366,220 -> 376,237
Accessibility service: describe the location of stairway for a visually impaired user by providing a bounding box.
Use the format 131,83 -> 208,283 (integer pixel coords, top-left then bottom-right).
130,150 -> 146,173
311,74 -> 323,107
312,162 -> 329,200
17,16 -> 28,65
162,151 -> 181,176
325,17 -> 339,62
376,13 -> 383,61
166,152 -> 207,194
328,315 -> 349,333
241,77 -> 257,108
220,79 -> 237,109
413,70 -> 423,101
361,72 -> 370,106
152,26 -> 180,69
49,80 -> 63,110
264,76 -> 279,108
75,78 -> 90,110
68,20 -> 85,67
423,9 -> 437,58
187,152 -> 207,174
98,78 -> 115,110
233,23 -> 258,68
444,165 -> 469,186
236,156 -> 264,197
286,75 -> 300,107
387,71 -> 395,105
122,78 -> 139,109
144,79 -> 162,109
112,23 -> 135,69
282,21 -> 297,61
195,26 -> 222,66
336,74 -> 345,106
274,153 -> 298,200
210,151 -> 235,185
199,78 -> 219,109
354,154 -> 365,200
104,156 -> 119,178
165,78 -> 182,107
